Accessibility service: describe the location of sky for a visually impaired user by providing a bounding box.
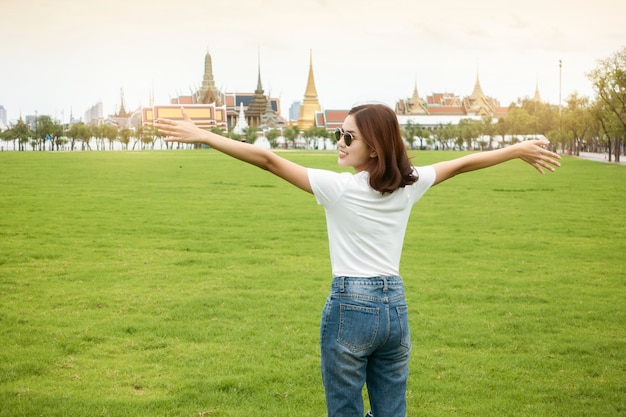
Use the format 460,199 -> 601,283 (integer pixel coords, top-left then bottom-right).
1,0 -> 625,124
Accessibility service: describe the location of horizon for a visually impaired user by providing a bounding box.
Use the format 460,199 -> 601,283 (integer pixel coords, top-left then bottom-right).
2,0 -> 624,124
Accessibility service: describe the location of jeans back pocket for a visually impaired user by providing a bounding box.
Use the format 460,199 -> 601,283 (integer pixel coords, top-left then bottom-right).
338,304 -> 380,352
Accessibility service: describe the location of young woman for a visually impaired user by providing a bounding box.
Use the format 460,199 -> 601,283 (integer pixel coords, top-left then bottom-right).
154,104 -> 560,417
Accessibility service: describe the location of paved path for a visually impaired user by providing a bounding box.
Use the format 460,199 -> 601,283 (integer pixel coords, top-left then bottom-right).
578,152 -> 626,165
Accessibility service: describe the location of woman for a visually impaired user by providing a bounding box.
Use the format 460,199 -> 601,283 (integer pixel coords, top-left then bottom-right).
154,104 -> 560,417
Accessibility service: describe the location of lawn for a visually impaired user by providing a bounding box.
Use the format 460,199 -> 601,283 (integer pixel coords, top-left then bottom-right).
0,149 -> 624,416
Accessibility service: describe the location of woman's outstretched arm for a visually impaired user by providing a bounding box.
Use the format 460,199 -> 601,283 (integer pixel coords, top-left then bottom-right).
432,139 -> 561,186
154,108 -> 312,193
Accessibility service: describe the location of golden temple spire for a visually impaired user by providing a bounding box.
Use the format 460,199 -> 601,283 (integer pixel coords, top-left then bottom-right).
410,77 -> 420,104
469,72 -> 486,100
303,49 -> 319,99
297,49 -> 321,130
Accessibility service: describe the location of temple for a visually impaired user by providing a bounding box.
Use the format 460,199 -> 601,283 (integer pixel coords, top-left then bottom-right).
245,52 -> 269,127
139,49 -> 541,136
196,51 -> 222,106
395,72 -> 508,119
297,50 -> 322,131
152,50 -> 287,131
104,88 -> 143,129
394,80 -> 428,115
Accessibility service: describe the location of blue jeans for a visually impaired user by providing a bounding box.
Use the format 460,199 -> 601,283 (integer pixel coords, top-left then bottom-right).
320,276 -> 411,417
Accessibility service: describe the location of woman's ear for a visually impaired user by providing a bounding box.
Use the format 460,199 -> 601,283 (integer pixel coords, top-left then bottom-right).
370,149 -> 378,158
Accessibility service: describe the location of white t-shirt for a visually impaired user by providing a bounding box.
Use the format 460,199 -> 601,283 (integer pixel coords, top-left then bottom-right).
308,166 -> 436,277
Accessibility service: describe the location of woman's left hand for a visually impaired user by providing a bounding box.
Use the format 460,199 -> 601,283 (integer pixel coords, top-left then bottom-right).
516,139 -> 561,174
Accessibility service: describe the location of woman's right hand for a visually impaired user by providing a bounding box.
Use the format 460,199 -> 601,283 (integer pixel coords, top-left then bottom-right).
154,108 -> 208,144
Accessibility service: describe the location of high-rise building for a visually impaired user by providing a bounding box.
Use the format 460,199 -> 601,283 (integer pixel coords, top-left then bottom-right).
84,101 -> 104,126
289,101 -> 301,122
0,105 -> 7,129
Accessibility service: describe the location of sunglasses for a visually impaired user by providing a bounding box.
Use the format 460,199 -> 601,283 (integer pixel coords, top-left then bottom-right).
334,128 -> 357,146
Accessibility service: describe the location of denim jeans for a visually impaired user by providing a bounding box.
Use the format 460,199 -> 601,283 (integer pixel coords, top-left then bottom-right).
320,276 -> 411,417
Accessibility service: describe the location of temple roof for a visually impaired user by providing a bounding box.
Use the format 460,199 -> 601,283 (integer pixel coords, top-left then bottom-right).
469,73 -> 486,101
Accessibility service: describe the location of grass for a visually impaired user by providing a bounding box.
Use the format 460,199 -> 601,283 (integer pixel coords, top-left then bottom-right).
0,149 -> 624,417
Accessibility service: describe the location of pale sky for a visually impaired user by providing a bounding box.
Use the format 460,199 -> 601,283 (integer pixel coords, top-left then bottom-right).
1,0 -> 624,123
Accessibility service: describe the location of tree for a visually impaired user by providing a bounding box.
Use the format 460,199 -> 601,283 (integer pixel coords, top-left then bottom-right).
34,115 -> 63,151
303,126 -> 330,149
587,46 -> 626,162
503,106 -> 534,142
91,124 -> 105,150
403,121 -> 418,150
12,118 -> 31,151
102,124 -> 119,151
282,125 -> 299,148
119,128 -> 132,150
478,115 -> 495,150
403,120 -> 431,150
66,122 -> 91,151
561,93 -> 592,156
242,126 -> 258,144
592,99 -> 622,159
1,119 -> 30,151
138,125 -> 159,149
458,118 -> 481,150
433,123 -> 458,150
265,128 -> 281,149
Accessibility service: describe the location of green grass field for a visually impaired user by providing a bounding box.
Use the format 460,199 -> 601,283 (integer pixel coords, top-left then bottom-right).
0,149 -> 624,417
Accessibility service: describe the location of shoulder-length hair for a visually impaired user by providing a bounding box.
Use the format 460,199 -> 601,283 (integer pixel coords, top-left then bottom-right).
349,103 -> 417,193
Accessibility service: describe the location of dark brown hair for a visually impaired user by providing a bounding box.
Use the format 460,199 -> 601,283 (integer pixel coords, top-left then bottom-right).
349,104 -> 417,193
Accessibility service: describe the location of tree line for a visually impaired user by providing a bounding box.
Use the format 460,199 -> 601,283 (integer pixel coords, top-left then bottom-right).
0,117 -> 171,152
2,48 -> 624,161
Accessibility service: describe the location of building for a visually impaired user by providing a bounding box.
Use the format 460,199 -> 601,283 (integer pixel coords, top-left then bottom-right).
84,101 -> 104,126
297,50 -> 322,131
196,51 -> 222,106
105,88 -> 143,129
164,51 -> 286,131
288,101 -> 301,123
395,72 -> 509,119
0,105 -> 7,129
245,55 -> 269,128
232,103 -> 248,135
146,104 -> 227,130
314,109 -> 349,131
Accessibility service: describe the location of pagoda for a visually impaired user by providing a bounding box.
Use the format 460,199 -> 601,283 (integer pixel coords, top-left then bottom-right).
246,52 -> 268,127
197,51 -> 222,106
261,91 -> 280,128
233,103 -> 249,135
297,50 -> 321,131
116,88 -> 129,118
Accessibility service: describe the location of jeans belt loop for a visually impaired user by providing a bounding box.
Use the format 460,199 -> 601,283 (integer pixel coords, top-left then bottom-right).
340,276 -> 345,293
383,276 -> 388,293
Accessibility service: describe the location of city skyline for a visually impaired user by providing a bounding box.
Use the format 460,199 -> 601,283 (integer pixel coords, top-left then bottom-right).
1,0 -> 624,124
